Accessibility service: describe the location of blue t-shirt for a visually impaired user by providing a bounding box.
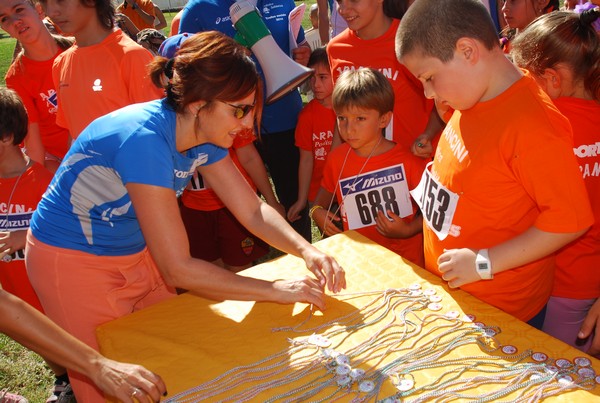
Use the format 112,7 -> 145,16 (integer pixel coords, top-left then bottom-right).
179,0 -> 304,134
31,99 -> 227,256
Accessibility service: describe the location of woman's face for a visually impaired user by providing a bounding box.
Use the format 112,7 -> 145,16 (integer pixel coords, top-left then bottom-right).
0,0 -> 44,44
194,91 -> 257,149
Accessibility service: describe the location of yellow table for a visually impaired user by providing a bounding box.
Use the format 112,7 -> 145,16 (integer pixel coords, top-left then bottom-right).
97,231 -> 600,402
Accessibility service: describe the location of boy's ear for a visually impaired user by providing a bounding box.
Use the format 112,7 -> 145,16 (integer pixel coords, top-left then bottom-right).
379,111 -> 393,128
455,37 -> 479,65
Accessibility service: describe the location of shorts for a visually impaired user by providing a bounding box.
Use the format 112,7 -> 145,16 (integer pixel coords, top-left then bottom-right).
180,204 -> 269,266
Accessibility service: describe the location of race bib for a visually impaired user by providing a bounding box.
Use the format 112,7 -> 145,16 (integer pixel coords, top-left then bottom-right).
410,162 -> 459,241
339,164 -> 413,230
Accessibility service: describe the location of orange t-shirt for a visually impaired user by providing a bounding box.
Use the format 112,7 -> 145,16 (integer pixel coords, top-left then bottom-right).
0,162 -> 53,312
181,132 -> 257,211
295,99 -> 335,201
326,19 -> 434,152
117,0 -> 157,30
419,73 -> 593,321
321,142 -> 427,267
552,97 -> 600,299
53,29 -> 163,138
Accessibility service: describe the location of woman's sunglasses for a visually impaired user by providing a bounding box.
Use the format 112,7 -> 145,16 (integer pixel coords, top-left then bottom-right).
221,101 -> 256,119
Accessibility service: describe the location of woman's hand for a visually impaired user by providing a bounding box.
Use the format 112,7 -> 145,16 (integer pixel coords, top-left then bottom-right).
301,246 -> 346,294
92,358 -> 167,403
272,276 -> 327,310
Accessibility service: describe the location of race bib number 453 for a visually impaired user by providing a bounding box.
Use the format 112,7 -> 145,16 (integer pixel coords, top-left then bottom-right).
339,164 -> 413,230
410,162 -> 459,241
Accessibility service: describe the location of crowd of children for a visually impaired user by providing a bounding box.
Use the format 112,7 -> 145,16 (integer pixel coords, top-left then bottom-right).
1,0 -> 599,401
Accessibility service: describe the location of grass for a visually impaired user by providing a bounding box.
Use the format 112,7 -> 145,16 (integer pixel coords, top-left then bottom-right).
0,7 -> 315,402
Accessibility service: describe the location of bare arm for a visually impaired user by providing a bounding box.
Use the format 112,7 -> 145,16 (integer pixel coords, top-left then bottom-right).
24,123 -> 46,167
201,157 -> 345,293
153,5 -> 167,30
129,0 -> 155,27
0,290 -> 166,402
236,143 -> 285,217
437,226 -> 589,288
288,149 -> 313,222
312,187 -> 343,237
316,0 -> 330,44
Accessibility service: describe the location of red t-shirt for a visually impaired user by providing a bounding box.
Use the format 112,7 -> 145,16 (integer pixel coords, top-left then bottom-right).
419,73 -> 593,321
327,19 -> 434,152
321,142 -> 427,267
295,99 -> 335,201
552,97 -> 600,299
0,162 -> 53,312
6,50 -> 70,158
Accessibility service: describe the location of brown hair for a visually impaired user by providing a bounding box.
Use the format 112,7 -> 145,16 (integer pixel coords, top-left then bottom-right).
0,87 -> 28,145
511,10 -> 600,102
37,0 -> 114,29
148,31 -> 263,127
332,68 -> 394,115
396,0 -> 499,63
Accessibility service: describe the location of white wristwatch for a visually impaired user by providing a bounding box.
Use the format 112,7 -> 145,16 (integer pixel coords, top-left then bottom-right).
475,249 -> 493,280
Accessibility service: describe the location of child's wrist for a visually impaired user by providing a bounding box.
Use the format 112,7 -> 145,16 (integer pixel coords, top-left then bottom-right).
309,205 -> 324,220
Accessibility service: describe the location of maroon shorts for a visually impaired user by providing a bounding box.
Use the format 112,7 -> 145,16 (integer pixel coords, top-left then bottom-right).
180,204 -> 269,266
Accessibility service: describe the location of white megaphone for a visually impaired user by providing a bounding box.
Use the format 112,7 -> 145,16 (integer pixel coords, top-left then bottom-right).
230,0 -> 314,104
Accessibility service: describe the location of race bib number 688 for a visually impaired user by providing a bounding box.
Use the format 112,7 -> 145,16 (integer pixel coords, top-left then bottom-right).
410,162 -> 459,241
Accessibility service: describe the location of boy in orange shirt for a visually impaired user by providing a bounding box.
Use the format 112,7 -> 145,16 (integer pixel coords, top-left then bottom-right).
395,0 -> 593,329
288,48 -> 335,231
311,68 -> 426,267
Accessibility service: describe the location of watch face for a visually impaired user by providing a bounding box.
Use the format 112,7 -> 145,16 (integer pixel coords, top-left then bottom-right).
477,262 -> 488,271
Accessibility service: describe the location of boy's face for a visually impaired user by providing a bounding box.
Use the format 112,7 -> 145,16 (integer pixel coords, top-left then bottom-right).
336,105 -> 390,154
0,0 -> 42,43
401,48 -> 484,111
309,63 -> 333,102
42,0 -> 96,36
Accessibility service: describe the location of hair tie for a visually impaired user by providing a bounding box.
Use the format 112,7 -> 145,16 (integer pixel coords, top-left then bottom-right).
164,58 -> 175,80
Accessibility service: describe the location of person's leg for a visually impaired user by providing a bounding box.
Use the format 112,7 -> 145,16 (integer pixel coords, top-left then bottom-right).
255,131 -> 311,242
26,234 -> 174,403
217,208 -> 269,272
543,296 -> 596,352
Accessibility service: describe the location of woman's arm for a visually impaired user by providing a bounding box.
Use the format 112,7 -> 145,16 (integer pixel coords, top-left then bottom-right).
201,156 -> 345,293
0,290 -> 166,402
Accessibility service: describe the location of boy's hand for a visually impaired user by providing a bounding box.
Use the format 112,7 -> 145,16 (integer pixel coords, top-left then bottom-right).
287,200 -> 305,222
313,208 -> 343,237
437,248 -> 480,288
375,210 -> 411,238
411,134 -> 434,159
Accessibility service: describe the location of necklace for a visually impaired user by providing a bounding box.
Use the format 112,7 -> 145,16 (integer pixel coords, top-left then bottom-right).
1,156 -> 31,263
320,135 -> 384,238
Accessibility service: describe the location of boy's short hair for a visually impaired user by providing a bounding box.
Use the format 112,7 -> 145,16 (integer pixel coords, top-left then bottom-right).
0,87 -> 28,145
396,0 -> 499,62
308,47 -> 330,69
332,68 -> 394,115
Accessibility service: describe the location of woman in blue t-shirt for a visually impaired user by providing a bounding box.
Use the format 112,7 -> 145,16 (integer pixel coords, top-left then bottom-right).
26,31 -> 346,403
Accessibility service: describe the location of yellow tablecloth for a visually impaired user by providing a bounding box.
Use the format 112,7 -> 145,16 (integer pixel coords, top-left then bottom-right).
97,231 -> 600,402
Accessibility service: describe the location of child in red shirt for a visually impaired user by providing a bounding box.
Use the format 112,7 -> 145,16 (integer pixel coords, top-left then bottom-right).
396,0 -> 593,328
288,48 -> 335,232
512,8 -> 600,354
311,68 -> 426,267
